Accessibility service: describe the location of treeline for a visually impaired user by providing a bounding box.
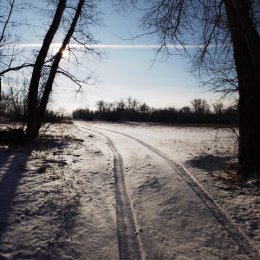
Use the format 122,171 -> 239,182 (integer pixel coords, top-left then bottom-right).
0,87 -> 66,123
73,97 -> 237,125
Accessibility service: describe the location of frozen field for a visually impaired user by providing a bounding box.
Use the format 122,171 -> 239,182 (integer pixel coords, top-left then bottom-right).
0,121 -> 259,260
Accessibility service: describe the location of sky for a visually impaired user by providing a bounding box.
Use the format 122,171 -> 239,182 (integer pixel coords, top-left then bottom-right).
4,0 -> 224,112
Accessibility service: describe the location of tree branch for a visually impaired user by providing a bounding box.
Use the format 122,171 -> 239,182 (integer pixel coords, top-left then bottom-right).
0,0 -> 15,45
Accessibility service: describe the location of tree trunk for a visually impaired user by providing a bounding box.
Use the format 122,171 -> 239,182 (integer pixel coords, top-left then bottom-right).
36,0 -> 85,134
0,77 -> 2,102
224,0 -> 260,178
26,0 -> 67,138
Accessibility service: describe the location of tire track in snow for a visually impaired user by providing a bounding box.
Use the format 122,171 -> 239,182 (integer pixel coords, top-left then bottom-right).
78,125 -> 143,260
89,125 -> 260,259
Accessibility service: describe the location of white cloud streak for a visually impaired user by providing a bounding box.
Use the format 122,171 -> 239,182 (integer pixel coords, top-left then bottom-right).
4,43 -> 203,49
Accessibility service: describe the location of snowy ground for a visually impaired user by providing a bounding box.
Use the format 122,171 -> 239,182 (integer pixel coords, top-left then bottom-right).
0,121 -> 259,260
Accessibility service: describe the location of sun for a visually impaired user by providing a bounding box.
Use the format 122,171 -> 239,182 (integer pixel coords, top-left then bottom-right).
61,48 -> 69,58
52,45 -> 70,59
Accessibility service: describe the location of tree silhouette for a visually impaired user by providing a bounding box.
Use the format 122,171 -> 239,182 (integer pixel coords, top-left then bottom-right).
26,0 -> 98,138
73,97 -> 237,124
119,0 -> 260,178
191,99 -> 210,115
0,0 -> 98,137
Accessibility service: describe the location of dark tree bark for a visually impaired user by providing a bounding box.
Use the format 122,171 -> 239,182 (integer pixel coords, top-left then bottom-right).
126,0 -> 260,178
36,0 -> 85,135
26,0 -> 67,138
223,0 -> 260,177
1,0 -> 96,137
0,77 -> 2,102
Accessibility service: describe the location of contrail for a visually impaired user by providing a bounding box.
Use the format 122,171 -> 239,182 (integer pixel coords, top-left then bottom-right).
3,43 -> 203,49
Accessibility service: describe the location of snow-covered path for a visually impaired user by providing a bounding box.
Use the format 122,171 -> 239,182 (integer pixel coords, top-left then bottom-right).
0,121 -> 259,260
76,122 -> 259,260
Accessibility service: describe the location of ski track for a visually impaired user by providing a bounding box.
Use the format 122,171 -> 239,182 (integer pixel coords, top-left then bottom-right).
78,125 -> 143,260
77,123 -> 260,259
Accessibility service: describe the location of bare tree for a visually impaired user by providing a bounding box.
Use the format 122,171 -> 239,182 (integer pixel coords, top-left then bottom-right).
213,102 -> 224,115
26,0 -> 99,137
191,98 -> 210,115
0,0 -> 33,77
0,0 -> 16,106
116,99 -> 126,111
0,79 -> 28,121
118,0 -> 260,178
180,106 -> 191,113
0,0 -> 15,48
96,100 -> 106,112
0,0 -> 15,97
139,102 -> 150,114
1,0 -> 99,137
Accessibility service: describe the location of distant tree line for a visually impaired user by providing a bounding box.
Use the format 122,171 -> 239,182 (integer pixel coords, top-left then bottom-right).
0,86 -> 66,123
72,97 -> 237,125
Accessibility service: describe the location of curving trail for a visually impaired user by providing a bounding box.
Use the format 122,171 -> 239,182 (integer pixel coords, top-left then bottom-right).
76,122 -> 260,260
79,126 -> 143,260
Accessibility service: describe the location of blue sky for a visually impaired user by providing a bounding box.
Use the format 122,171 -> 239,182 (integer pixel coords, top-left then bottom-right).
53,0 -> 223,111
5,0 -> 223,112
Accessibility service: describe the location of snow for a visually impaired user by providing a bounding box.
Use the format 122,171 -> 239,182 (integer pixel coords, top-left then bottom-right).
0,121 -> 259,260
